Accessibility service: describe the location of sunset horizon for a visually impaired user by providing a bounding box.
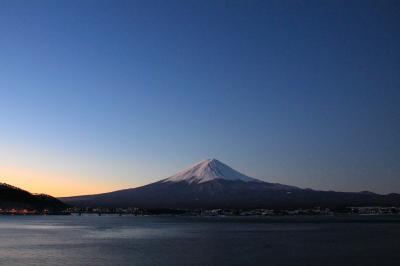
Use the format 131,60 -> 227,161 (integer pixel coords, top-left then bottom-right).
2,156 -> 400,198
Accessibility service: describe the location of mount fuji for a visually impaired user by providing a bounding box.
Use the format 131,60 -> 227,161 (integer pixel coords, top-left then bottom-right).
61,159 -> 400,209
162,159 -> 298,188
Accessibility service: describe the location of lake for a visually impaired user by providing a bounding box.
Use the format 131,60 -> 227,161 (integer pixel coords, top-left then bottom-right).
0,215 -> 399,266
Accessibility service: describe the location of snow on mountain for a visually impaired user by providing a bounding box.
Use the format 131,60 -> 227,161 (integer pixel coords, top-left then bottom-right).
162,158 -> 261,184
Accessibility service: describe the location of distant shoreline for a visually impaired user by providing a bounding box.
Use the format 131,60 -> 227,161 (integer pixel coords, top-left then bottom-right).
2,213 -> 400,220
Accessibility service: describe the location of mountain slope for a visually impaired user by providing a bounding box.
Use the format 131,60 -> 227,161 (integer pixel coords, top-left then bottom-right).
0,183 -> 66,211
60,159 -> 400,209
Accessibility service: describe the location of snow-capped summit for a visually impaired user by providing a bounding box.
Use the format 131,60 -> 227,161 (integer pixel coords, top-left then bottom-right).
162,158 -> 261,184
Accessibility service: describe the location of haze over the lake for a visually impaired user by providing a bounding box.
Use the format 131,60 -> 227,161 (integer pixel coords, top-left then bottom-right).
0,0 -> 399,196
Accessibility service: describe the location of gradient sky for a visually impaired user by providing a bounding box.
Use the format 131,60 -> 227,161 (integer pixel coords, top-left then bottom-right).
0,0 -> 399,196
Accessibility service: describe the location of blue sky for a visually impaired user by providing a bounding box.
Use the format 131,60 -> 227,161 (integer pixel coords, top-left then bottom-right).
0,0 -> 399,196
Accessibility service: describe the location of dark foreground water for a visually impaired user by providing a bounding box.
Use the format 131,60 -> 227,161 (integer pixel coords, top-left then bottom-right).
1,215 -> 400,266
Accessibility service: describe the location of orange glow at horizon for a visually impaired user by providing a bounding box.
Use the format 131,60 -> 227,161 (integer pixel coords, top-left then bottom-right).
0,166 -> 137,197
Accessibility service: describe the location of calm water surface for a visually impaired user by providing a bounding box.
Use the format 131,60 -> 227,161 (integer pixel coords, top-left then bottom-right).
0,215 -> 399,266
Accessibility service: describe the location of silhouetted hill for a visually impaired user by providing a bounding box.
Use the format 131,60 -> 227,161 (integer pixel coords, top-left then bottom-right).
0,183 -> 67,211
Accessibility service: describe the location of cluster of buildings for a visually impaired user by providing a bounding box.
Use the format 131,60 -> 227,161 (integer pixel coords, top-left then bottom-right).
66,207 -> 143,215
191,208 -> 333,216
0,208 -> 52,215
348,207 -> 400,215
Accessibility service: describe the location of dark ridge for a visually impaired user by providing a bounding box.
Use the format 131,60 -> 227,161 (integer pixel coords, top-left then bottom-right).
0,182 -> 67,211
